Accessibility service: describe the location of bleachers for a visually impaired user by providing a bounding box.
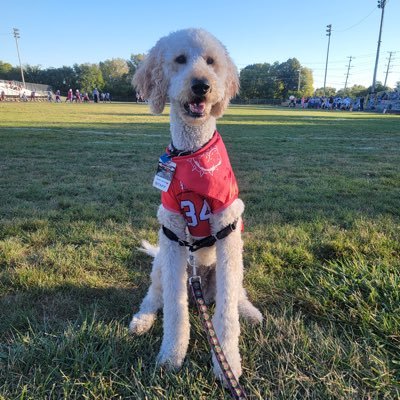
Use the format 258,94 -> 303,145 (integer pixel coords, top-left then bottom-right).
0,79 -> 51,101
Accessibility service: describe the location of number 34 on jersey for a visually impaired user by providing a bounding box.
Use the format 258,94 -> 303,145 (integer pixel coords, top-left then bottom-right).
180,199 -> 211,228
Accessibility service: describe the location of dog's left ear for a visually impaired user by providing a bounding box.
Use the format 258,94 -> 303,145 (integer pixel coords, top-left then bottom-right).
211,51 -> 240,118
132,41 -> 168,114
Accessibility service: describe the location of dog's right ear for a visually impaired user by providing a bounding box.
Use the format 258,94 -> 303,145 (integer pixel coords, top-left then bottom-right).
132,43 -> 168,114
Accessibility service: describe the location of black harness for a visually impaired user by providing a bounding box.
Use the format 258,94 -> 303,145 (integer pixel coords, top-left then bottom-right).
162,220 -> 237,252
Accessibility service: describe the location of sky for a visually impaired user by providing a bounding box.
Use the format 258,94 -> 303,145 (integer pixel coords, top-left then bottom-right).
1,0 -> 399,90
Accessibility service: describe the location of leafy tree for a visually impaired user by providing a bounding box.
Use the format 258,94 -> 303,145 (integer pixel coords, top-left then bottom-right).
0,61 -> 20,80
276,58 -> 301,99
239,63 -> 277,100
350,84 -> 368,97
0,61 -> 14,76
367,81 -> 391,94
299,67 -> 314,97
239,58 -> 314,100
127,53 -> 145,75
74,63 -> 104,93
24,65 -> 43,83
46,66 -> 78,94
314,87 -> 336,97
337,85 -> 368,98
99,58 -> 130,96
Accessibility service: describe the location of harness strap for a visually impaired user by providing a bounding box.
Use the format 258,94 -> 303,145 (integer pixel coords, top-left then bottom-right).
162,220 -> 237,252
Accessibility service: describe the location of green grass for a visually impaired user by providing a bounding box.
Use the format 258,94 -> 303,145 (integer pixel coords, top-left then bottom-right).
0,102 -> 399,399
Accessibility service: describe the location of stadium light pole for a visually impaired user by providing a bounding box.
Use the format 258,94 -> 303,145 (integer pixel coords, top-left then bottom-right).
371,0 -> 386,94
13,28 -> 26,88
297,68 -> 301,92
323,24 -> 332,97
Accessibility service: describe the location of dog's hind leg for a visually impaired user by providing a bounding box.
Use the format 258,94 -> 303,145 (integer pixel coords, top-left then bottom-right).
239,289 -> 263,324
129,251 -> 163,335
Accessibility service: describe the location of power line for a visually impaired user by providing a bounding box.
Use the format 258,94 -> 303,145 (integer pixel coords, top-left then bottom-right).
335,6 -> 378,32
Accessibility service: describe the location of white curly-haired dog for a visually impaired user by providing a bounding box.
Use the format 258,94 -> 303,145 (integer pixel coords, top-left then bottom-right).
129,28 -> 262,381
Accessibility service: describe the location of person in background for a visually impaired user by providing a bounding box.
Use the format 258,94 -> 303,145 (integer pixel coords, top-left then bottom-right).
55,90 -> 61,102
92,88 -> 99,103
360,96 -> 364,111
75,89 -> 81,103
66,88 -> 73,102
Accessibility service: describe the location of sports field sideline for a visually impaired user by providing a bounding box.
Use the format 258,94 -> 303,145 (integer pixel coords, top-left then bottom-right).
0,102 -> 399,399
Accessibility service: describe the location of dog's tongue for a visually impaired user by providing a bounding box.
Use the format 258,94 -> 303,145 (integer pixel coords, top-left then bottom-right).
189,101 -> 205,114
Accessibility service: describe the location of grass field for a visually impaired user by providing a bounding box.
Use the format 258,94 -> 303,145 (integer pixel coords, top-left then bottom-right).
0,102 -> 399,399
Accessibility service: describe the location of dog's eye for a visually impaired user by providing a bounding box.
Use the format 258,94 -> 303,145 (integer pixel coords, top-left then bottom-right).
206,57 -> 214,65
175,55 -> 187,64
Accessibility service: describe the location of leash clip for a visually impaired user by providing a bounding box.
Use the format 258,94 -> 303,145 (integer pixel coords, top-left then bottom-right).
188,253 -> 201,285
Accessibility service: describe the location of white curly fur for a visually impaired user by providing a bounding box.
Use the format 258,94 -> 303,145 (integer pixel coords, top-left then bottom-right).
130,28 -> 262,381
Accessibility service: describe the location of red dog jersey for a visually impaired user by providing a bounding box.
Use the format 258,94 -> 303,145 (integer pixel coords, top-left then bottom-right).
161,131 -> 239,237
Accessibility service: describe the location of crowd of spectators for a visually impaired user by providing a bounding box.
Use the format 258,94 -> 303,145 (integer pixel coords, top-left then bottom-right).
292,95 -> 356,110
0,79 -> 48,101
287,89 -> 400,113
2,80 -> 24,92
367,90 -> 400,112
314,96 -> 353,110
0,80 -> 114,104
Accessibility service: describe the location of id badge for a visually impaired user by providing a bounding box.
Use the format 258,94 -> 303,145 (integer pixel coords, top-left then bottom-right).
153,153 -> 177,192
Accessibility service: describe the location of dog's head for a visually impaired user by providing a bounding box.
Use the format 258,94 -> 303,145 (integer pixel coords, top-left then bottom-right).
133,28 -> 239,122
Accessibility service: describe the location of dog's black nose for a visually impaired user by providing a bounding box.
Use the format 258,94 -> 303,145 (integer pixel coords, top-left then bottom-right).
191,79 -> 210,96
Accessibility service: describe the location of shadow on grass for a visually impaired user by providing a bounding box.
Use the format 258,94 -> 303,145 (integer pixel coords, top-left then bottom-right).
0,284 -> 142,337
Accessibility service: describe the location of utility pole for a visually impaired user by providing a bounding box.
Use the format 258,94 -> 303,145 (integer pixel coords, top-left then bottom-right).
371,0 -> 387,94
344,56 -> 353,91
13,28 -> 26,88
297,68 -> 301,92
323,24 -> 332,97
383,51 -> 393,87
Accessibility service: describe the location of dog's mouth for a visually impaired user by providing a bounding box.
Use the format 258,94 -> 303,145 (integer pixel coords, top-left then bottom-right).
183,98 -> 206,118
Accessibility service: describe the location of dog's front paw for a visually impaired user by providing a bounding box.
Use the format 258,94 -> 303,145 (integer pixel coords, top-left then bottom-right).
156,346 -> 186,370
212,351 -> 242,384
129,312 -> 156,335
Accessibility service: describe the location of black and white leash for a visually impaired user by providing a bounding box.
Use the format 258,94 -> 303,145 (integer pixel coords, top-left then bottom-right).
188,255 -> 248,400
162,221 -> 248,400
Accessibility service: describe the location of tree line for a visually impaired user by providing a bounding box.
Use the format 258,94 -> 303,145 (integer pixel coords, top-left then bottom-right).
238,57 -> 396,101
1,55 -> 397,101
0,55 -> 144,100
239,58 -> 314,100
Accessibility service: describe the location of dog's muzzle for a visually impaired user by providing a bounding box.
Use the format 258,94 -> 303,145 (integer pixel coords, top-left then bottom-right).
182,79 -> 211,119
